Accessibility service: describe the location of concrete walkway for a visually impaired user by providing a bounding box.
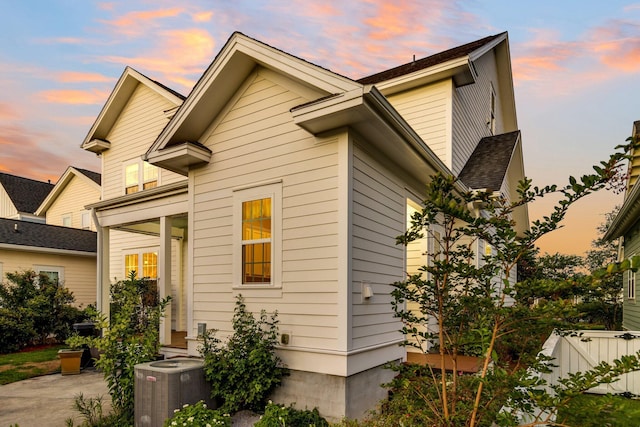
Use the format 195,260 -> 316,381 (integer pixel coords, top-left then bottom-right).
0,368 -> 110,427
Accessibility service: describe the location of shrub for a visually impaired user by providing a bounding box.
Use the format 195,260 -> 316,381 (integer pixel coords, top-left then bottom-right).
200,295 -> 287,413
68,272 -> 170,422
163,401 -> 231,427
255,402 -> 329,427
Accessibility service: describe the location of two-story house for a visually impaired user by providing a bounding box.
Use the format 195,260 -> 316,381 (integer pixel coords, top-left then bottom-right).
82,31 -> 527,419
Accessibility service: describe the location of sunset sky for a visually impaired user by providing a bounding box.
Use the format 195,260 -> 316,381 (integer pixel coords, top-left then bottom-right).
1,1 -> 639,255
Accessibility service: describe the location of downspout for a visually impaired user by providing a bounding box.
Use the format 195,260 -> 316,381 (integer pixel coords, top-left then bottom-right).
91,208 -> 104,311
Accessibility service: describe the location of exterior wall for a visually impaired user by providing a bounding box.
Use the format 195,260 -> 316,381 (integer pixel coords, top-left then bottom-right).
0,248 -> 96,307
452,50 -> 506,175
0,186 -> 19,218
350,142 -> 405,351
46,175 -> 100,230
624,223 -> 640,330
101,83 -> 184,201
189,67 -> 343,370
386,79 -> 452,170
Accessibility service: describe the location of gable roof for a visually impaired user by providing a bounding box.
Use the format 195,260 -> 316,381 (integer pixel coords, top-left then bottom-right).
0,173 -> 54,214
35,166 -> 101,216
81,67 -> 185,153
358,33 -> 505,85
458,130 -> 521,191
0,218 -> 96,254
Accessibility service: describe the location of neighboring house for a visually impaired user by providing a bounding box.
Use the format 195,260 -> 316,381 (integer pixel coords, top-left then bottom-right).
604,120 -> 640,330
82,31 -> 527,419
0,167 -> 100,307
0,172 -> 53,223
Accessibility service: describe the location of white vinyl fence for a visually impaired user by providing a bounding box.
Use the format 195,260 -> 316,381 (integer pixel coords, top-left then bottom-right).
539,330 -> 640,395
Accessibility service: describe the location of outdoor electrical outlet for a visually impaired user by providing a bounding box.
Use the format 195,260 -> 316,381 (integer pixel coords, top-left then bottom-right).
197,322 -> 207,337
281,333 -> 290,345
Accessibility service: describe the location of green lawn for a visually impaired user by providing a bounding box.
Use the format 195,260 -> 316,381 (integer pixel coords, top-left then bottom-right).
0,345 -> 65,385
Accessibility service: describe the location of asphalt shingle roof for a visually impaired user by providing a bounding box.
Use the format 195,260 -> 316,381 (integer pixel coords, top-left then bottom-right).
0,173 -> 54,214
458,130 -> 520,191
0,218 -> 96,253
74,167 -> 101,185
357,33 -> 504,85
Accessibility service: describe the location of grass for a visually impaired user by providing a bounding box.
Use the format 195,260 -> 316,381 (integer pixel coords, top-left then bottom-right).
0,344 -> 65,385
556,393 -> 640,427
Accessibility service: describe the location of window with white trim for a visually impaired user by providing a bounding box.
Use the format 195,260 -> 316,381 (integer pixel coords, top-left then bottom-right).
629,267 -> 636,299
35,265 -> 64,285
62,213 -> 72,227
124,159 -> 159,195
81,211 -> 91,230
233,182 -> 282,287
124,250 -> 158,279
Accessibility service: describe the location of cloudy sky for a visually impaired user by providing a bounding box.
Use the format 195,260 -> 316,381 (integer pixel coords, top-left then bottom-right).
1,1 -> 639,255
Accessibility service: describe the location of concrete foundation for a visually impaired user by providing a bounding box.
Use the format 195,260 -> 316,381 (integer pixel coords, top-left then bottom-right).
270,363 -> 396,422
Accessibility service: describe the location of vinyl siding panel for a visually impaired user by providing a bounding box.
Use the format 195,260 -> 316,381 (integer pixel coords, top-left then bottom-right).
350,143 -> 405,349
386,80 -> 452,169
624,226 -> 640,330
101,84 -> 184,200
191,69 -> 341,350
0,187 -> 18,218
451,51 -> 505,175
0,249 -> 96,307
46,176 -> 100,229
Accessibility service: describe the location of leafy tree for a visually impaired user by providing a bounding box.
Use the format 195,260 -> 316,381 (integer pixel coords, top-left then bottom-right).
387,137 -> 639,426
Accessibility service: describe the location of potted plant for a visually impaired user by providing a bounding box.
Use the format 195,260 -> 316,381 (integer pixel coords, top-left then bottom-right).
58,346 -> 83,375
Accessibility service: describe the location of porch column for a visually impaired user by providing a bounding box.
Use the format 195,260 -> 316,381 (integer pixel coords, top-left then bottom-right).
159,216 -> 172,345
97,225 -> 110,319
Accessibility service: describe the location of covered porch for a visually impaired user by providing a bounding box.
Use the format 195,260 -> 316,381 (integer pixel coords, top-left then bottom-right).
88,181 -> 190,349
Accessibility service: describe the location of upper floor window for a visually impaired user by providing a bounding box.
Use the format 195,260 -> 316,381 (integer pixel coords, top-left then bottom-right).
629,267 -> 636,299
62,213 -> 72,227
124,159 -> 159,195
233,181 -> 282,288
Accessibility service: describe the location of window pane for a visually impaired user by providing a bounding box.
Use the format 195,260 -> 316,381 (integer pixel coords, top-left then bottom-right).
143,162 -> 158,190
241,197 -> 272,284
125,164 -> 139,193
142,252 -> 158,278
41,271 -> 59,283
125,254 -> 139,278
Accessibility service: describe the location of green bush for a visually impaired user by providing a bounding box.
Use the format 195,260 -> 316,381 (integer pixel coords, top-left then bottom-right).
200,295 -> 287,413
255,402 -> 329,427
163,401 -> 231,427
68,272 -> 170,422
0,270 -> 85,352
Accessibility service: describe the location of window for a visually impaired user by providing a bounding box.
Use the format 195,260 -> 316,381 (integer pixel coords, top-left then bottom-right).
233,182 -> 282,287
62,213 -> 72,227
124,159 -> 159,195
629,268 -> 636,299
124,251 -> 158,279
34,265 -> 64,285
81,211 -> 91,230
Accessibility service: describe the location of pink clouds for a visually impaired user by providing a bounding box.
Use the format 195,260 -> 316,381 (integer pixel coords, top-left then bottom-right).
38,89 -> 110,105
57,71 -> 114,83
100,7 -> 184,37
192,11 -> 213,22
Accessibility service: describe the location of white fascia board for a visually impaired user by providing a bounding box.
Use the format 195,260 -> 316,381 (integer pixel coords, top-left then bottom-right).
36,167 -> 101,216
0,243 -> 95,257
145,142 -> 212,176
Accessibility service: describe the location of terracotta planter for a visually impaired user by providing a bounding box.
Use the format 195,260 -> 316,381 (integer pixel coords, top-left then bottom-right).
58,349 -> 83,375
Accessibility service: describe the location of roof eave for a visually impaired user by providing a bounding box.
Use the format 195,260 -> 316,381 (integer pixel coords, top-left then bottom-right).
604,182 -> 640,241
35,167 -> 101,216
144,142 -> 213,176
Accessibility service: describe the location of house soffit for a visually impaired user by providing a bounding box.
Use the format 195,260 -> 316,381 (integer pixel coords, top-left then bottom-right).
147,32 -> 361,157
605,182 -> 640,241
86,180 -> 188,212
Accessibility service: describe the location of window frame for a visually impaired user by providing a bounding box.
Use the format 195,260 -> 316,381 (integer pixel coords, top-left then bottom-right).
81,211 -> 91,230
34,265 -> 64,285
629,265 -> 636,300
233,181 -> 282,289
123,158 -> 160,195
489,83 -> 497,135
123,249 -> 159,280
62,213 -> 72,227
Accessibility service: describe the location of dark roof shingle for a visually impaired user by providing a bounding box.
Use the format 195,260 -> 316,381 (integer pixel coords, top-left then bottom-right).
0,173 -> 54,214
458,130 -> 521,191
74,167 -> 101,185
0,218 -> 96,253
357,33 -> 504,85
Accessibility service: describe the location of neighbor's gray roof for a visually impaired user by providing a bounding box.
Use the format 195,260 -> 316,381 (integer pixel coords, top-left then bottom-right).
357,33 -> 505,85
0,173 -> 54,214
0,218 -> 96,253
74,167 -> 101,185
458,130 -> 521,191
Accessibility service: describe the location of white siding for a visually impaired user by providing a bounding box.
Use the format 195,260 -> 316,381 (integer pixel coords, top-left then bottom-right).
0,186 -> 18,218
451,51 -> 506,175
101,83 -> 184,200
0,249 -> 96,307
387,80 -> 452,169
191,68 -> 341,350
46,175 -> 100,229
350,143 -> 405,349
